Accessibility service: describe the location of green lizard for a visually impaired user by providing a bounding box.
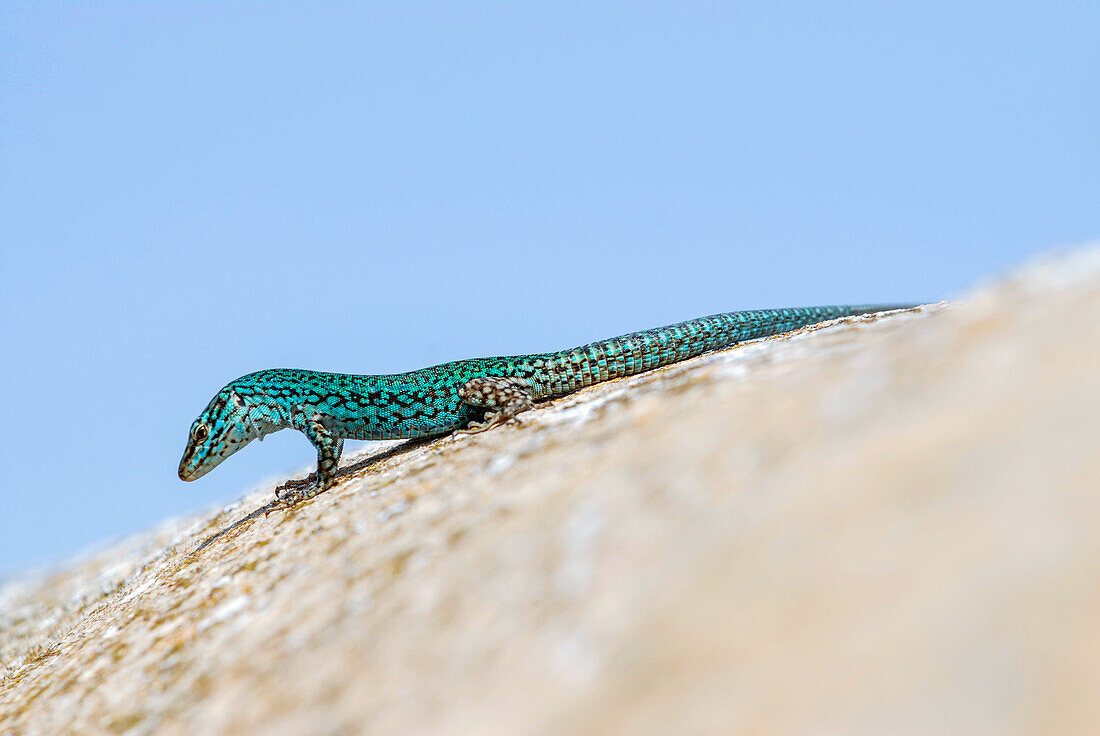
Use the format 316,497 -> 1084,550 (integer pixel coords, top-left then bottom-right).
179,305 -> 913,500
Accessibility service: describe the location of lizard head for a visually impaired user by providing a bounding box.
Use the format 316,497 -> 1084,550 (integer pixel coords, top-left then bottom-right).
178,386 -> 257,482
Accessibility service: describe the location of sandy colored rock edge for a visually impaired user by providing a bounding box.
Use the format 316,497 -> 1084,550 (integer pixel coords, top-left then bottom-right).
2,246 -> 1099,736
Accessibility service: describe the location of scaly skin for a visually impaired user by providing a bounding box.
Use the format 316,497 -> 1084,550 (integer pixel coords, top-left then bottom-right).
179,305 -> 914,498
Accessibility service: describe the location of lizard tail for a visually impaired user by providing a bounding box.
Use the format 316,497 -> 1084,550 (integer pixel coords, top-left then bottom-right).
538,304 -> 919,396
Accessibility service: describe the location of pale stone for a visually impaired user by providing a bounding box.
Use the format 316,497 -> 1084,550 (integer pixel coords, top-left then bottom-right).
2,248 -> 1099,735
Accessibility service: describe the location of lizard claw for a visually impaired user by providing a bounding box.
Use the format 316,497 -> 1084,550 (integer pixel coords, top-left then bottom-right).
274,472 -> 317,499
457,412 -> 510,435
456,421 -> 489,435
270,471 -> 335,512
268,472 -> 324,512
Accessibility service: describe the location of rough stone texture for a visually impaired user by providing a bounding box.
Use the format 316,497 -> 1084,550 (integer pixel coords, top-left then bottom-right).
2,248 -> 1099,735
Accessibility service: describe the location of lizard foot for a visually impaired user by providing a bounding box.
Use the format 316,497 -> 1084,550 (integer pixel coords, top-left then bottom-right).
268,473 -> 327,513
457,411 -> 511,435
274,472 -> 317,499
268,483 -> 330,514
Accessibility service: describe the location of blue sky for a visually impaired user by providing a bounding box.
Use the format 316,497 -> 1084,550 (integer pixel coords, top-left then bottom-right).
1,2 -> 1097,573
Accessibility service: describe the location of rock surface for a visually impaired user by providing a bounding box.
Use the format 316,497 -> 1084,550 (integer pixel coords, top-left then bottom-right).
2,249 -> 1099,735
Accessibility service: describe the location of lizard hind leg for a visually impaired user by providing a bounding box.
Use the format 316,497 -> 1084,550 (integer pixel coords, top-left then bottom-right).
457,376 -> 535,434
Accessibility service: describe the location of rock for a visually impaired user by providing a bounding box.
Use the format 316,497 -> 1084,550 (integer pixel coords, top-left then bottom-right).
3,248 -> 1099,735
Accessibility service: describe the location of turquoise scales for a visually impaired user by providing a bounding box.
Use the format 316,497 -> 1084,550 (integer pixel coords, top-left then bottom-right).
179,305 -> 913,496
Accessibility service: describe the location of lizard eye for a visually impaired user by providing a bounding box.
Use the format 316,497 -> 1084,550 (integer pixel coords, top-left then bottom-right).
192,424 -> 209,442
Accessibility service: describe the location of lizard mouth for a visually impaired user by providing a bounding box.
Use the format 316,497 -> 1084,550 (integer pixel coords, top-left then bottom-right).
179,458 -> 214,482
178,440 -> 231,482
178,455 -> 196,481
178,447 -> 206,482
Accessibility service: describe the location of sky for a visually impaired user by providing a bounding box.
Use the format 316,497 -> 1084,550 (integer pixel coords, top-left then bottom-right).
1,2 -> 1097,573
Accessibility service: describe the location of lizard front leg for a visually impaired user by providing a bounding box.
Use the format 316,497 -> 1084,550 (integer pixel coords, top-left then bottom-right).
457,376 -> 535,434
306,415 -> 344,488
274,413 -> 344,504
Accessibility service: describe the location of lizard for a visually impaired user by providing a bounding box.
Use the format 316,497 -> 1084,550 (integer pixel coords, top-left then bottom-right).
179,305 -> 915,503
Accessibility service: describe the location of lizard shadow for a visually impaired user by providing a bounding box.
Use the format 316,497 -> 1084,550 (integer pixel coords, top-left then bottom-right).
191,437 -> 435,556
